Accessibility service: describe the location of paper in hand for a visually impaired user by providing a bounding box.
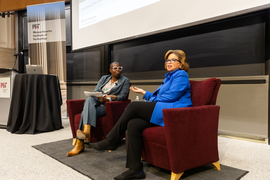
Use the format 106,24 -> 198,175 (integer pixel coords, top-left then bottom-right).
84,91 -> 102,97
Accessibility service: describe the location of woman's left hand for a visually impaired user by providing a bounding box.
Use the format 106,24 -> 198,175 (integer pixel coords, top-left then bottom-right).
130,86 -> 146,95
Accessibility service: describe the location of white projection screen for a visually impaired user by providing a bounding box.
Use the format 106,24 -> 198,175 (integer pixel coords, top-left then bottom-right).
71,0 -> 270,51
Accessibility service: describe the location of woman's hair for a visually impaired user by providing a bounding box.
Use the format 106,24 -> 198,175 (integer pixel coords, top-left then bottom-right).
164,50 -> 190,72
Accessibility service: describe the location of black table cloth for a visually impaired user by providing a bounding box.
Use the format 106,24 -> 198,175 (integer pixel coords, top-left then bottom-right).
7,74 -> 63,134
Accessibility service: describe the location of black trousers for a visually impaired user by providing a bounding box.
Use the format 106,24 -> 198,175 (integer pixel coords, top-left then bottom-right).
106,101 -> 157,170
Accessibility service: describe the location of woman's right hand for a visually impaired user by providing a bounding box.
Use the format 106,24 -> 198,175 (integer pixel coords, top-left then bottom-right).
130,86 -> 146,95
97,96 -> 109,102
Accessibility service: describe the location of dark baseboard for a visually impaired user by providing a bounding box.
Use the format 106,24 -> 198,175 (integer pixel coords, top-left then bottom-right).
0,124 -> 7,129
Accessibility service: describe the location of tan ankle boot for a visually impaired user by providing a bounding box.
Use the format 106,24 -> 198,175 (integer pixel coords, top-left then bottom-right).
84,124 -> 91,142
77,124 -> 91,143
66,139 -> 84,157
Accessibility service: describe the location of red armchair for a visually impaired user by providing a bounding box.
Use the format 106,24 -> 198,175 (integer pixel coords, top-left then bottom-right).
141,78 -> 221,180
67,98 -> 131,144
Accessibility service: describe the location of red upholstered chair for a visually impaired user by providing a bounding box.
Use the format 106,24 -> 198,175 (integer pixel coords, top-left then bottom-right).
141,78 -> 221,180
67,98 -> 131,144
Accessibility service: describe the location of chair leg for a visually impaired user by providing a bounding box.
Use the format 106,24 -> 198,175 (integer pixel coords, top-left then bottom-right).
212,161 -> 221,170
72,138 -> 77,146
171,172 -> 184,180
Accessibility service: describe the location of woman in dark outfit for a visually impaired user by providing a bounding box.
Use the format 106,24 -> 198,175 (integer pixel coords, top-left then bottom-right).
90,50 -> 192,180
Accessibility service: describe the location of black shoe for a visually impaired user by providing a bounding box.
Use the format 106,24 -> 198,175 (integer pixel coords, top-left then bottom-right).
90,139 -> 117,150
114,169 -> 145,180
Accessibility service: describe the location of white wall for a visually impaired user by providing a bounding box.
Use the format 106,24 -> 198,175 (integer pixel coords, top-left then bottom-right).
0,15 -> 14,49
0,15 -> 15,68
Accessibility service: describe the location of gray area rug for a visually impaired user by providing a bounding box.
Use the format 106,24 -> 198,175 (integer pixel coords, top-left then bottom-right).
32,139 -> 248,180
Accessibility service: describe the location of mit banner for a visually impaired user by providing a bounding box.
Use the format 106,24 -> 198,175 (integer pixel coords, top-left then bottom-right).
28,19 -> 66,44
27,1 -> 67,118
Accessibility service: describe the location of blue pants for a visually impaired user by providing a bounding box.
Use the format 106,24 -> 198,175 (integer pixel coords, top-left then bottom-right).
79,96 -> 106,129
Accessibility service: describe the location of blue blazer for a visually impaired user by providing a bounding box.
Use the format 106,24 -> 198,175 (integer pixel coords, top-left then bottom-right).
143,69 -> 192,126
94,75 -> 130,101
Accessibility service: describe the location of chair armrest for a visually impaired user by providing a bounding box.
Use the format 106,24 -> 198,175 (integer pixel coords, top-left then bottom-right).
104,99 -> 131,127
162,105 -> 220,173
66,99 -> 85,137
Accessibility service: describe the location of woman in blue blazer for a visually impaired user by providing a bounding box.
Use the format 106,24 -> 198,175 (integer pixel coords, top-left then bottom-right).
67,62 -> 130,157
91,50 -> 192,180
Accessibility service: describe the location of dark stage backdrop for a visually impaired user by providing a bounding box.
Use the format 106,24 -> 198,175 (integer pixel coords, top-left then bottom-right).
113,11 -> 266,80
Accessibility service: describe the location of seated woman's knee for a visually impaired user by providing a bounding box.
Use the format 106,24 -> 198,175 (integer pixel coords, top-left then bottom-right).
127,101 -> 142,110
127,119 -> 137,130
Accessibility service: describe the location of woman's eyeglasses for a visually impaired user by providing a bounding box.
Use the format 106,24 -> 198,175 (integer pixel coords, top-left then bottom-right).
112,66 -> 123,70
165,59 -> 180,63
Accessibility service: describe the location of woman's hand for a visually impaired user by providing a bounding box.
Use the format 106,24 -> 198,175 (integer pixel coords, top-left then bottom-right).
97,96 -> 109,102
105,94 -> 117,100
130,86 -> 146,95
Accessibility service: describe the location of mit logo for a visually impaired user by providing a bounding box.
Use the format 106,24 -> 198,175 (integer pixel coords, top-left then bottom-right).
0,82 -> 7,88
32,24 -> 40,29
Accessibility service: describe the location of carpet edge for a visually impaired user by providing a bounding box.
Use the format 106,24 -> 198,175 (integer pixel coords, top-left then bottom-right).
32,142 -> 95,180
